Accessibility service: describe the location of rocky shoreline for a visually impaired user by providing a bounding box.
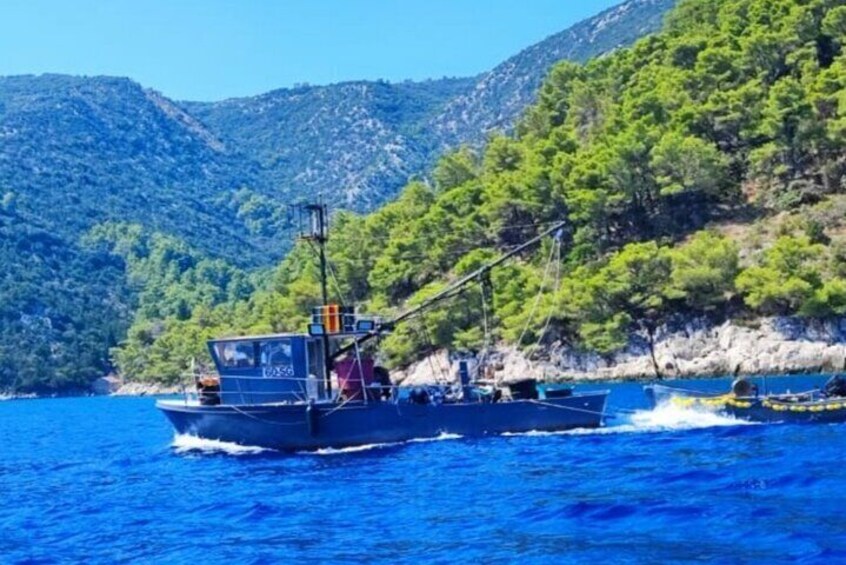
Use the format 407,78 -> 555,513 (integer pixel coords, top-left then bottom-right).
5,316 -> 844,398
396,316 -> 846,385
549,316 -> 846,381
111,382 -> 183,396
0,385 -> 181,400
0,392 -> 38,401
86,375 -> 182,397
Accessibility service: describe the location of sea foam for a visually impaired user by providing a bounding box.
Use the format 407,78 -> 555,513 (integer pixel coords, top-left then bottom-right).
625,402 -> 755,431
171,433 -> 272,455
502,403 -> 754,438
305,432 -> 464,455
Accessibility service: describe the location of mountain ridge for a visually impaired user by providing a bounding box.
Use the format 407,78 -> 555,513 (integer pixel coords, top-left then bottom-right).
426,0 -> 674,148
183,0 -> 675,210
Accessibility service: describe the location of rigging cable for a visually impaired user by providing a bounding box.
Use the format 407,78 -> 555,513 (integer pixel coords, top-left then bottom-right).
415,318 -> 450,381
326,260 -> 349,306
478,273 -> 494,380
480,278 -> 490,356
320,220 -> 564,265
414,315 -> 451,384
515,234 -> 559,349
531,231 -> 564,359
305,238 -> 348,306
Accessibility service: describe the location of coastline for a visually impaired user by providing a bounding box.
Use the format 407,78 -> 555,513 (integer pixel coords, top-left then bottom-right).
0,385 -> 181,400
2,369 -> 839,401
546,316 -> 846,382
5,315 -> 845,399
110,382 -> 183,397
0,392 -> 38,401
396,316 -> 846,385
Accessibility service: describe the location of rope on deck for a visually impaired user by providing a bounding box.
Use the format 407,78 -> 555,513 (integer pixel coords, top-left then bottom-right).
527,399 -> 615,419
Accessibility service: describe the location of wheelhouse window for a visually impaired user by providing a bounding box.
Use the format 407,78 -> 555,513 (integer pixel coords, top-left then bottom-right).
215,341 -> 256,368
260,339 -> 294,378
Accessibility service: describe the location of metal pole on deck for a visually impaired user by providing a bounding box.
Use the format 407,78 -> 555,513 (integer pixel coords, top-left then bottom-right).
305,202 -> 332,396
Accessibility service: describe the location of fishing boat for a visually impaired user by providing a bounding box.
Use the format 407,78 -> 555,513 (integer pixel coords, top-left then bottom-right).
644,376 -> 846,424
157,205 -> 609,451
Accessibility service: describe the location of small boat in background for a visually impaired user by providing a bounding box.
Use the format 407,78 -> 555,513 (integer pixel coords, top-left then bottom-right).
644,375 -> 846,424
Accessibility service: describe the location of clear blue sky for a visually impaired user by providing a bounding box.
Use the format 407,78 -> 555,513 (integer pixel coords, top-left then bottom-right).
1,0 -> 620,101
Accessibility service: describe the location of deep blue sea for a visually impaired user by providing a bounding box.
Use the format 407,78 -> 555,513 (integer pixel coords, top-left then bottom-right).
2,375 -> 846,564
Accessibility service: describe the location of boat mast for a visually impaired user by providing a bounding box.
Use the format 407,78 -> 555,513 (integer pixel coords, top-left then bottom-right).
303,201 -> 332,395
305,202 -> 330,306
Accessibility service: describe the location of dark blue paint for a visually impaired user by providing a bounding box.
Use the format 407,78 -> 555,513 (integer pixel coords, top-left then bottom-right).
158,391 -> 608,451
2,374 -> 845,564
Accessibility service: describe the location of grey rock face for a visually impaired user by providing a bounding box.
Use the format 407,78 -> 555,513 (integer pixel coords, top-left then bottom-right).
544,317 -> 846,381
395,317 -> 846,384
91,375 -> 122,395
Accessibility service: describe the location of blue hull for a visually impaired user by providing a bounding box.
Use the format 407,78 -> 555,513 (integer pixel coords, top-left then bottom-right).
157,392 -> 609,452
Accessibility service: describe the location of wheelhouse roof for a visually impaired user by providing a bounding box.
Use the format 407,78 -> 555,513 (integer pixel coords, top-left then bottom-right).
209,332 -> 307,343
208,330 -> 377,344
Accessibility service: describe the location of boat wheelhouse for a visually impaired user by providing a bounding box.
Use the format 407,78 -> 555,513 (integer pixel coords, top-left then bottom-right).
197,306 -> 387,406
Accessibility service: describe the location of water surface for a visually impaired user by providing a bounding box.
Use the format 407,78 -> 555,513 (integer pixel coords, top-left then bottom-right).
2,375 -> 844,563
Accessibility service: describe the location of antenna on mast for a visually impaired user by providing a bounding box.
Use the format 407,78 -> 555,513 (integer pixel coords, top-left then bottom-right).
296,199 -> 329,307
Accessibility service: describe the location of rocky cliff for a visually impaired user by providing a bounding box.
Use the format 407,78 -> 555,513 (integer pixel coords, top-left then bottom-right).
548,317 -> 846,381
396,317 -> 846,384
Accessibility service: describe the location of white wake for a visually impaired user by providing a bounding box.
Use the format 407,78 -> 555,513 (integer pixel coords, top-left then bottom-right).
621,402 -> 756,432
171,434 -> 272,455
304,432 -> 464,455
502,403 -> 754,438
171,432 -> 465,457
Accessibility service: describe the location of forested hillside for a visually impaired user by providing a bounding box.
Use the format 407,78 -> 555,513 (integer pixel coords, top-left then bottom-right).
427,0 -> 673,149
111,0 -> 846,385
181,78 -> 474,210
0,0 -> 672,392
0,75 -> 291,265
0,76 -> 289,391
